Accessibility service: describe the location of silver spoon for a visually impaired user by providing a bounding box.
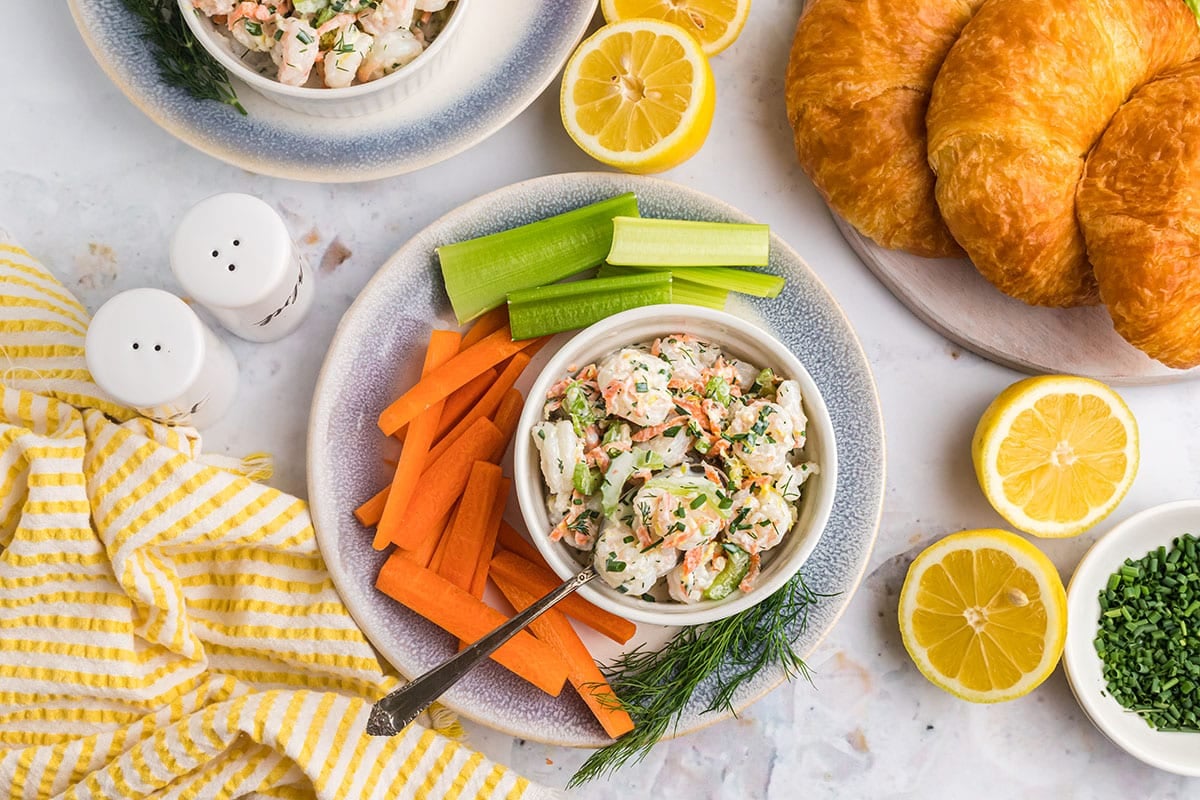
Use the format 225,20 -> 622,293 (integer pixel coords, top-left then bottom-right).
367,564 -> 599,736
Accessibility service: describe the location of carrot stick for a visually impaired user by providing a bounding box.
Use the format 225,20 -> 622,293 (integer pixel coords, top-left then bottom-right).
428,503 -> 460,574
390,417 -> 505,551
437,461 -> 504,590
433,368 -> 496,438
460,306 -> 509,350
374,330 -> 461,550
378,325 -> 536,435
394,367 -> 496,443
497,521 -> 551,571
405,504 -> 453,569
469,481 -> 510,599
492,577 -> 635,739
489,551 -> 637,644
426,353 -> 532,465
490,388 -> 524,462
354,486 -> 389,528
375,554 -> 568,695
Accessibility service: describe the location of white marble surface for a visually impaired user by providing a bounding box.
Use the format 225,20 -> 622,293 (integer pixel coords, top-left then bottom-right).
5,2 -> 1200,797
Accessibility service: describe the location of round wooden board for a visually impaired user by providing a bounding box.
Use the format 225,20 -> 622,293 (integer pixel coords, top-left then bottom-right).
833,214 -> 1200,385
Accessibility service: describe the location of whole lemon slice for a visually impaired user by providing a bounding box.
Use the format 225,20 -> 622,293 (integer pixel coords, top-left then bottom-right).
600,0 -> 752,56
899,529 -> 1067,703
972,375 -> 1139,538
560,19 -> 716,174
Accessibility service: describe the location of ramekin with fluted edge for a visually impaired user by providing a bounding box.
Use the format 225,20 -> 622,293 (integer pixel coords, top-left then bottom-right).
513,305 -> 838,627
177,0 -> 469,118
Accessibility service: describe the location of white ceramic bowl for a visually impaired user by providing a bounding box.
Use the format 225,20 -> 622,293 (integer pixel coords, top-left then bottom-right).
177,0 -> 469,118
513,304 -> 838,627
1063,499 -> 1200,776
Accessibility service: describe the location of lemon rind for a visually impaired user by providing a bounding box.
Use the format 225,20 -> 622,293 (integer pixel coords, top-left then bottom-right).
898,529 -> 1068,703
559,19 -> 715,172
975,377 -> 1139,539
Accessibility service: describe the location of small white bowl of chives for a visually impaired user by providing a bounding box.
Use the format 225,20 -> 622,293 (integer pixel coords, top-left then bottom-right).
1063,499 -> 1200,776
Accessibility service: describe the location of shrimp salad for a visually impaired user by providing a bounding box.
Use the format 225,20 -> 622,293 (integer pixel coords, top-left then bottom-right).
532,334 -> 819,605
190,0 -> 456,88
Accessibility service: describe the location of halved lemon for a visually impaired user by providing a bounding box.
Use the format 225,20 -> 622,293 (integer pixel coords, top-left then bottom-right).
600,0 -> 752,56
899,529 -> 1067,703
972,376 -> 1138,538
560,19 -> 716,174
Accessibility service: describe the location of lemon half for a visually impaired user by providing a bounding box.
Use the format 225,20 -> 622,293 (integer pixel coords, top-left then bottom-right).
560,19 -> 716,174
972,376 -> 1139,538
899,529 -> 1067,703
600,0 -> 752,56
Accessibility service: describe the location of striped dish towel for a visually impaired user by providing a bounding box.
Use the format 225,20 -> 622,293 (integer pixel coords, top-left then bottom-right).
0,232 -> 552,800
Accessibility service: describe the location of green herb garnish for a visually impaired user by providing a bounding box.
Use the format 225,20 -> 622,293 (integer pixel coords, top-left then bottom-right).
120,0 -> 246,114
1096,532 -> 1200,732
570,575 -> 822,785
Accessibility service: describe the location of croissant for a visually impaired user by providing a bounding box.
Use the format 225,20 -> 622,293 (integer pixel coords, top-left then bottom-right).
784,0 -> 985,259
1077,62 -> 1200,370
926,0 -> 1200,307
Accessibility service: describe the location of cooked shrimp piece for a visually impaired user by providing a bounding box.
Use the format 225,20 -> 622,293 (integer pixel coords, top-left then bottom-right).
597,348 -> 674,427
638,427 -> 693,468
357,29 -> 423,82
632,477 -> 725,551
593,519 -> 678,596
726,399 -> 797,477
271,16 -> 319,86
775,380 -> 808,449
227,0 -> 271,26
667,542 -> 726,603
194,0 -> 238,15
230,15 -> 276,52
415,0 -> 452,10
775,461 -> 817,503
549,494 -> 602,550
531,420 -> 584,518
725,486 -> 795,554
652,334 -> 721,383
321,24 -> 373,88
358,0 -> 417,35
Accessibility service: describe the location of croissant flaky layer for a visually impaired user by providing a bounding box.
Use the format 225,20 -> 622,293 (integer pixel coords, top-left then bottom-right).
784,0 -> 983,259
1078,62 -> 1200,370
926,0 -> 1200,308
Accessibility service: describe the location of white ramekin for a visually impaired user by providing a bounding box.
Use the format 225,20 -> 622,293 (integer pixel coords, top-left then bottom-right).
512,305 -> 839,627
177,0 -> 469,118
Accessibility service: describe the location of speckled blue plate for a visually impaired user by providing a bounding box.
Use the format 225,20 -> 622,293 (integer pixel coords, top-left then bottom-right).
306,173 -> 885,746
67,0 -> 596,182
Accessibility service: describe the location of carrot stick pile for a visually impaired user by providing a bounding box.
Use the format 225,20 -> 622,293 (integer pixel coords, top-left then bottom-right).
353,310 -> 638,739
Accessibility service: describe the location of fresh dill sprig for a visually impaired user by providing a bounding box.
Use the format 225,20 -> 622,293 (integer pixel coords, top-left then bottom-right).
569,575 -> 827,787
119,0 -> 246,115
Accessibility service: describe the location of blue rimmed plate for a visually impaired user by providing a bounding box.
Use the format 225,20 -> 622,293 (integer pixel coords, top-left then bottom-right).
306,172 -> 886,746
67,0 -> 596,182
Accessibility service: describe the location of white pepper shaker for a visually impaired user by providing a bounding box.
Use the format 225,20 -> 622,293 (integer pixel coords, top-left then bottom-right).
169,193 -> 314,343
85,288 -> 239,429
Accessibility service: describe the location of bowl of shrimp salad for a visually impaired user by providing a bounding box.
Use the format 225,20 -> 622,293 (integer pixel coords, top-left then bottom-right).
514,305 -> 837,627
179,0 -> 467,117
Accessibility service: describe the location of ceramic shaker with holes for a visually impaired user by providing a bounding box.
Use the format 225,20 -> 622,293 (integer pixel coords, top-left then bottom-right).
84,288 -> 239,429
169,193 -> 315,343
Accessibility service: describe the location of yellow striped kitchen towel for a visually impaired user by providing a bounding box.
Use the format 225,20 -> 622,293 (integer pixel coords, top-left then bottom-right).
0,232 -> 554,800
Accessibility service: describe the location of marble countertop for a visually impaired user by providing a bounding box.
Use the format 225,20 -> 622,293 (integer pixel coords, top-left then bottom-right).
6,2 -> 1200,797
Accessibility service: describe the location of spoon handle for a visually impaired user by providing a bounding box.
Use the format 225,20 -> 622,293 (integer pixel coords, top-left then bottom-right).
367,565 -> 599,736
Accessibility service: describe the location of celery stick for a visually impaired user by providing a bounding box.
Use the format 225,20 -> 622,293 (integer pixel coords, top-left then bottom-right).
598,264 -> 728,309
609,263 -> 783,298
507,273 -> 671,340
437,193 -> 640,324
606,216 -> 770,267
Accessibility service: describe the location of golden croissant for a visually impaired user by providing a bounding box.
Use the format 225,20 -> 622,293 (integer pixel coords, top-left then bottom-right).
926,0 -> 1200,308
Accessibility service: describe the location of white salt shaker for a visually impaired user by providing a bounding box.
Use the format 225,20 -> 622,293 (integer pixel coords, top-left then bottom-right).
85,288 -> 239,429
169,193 -> 314,343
